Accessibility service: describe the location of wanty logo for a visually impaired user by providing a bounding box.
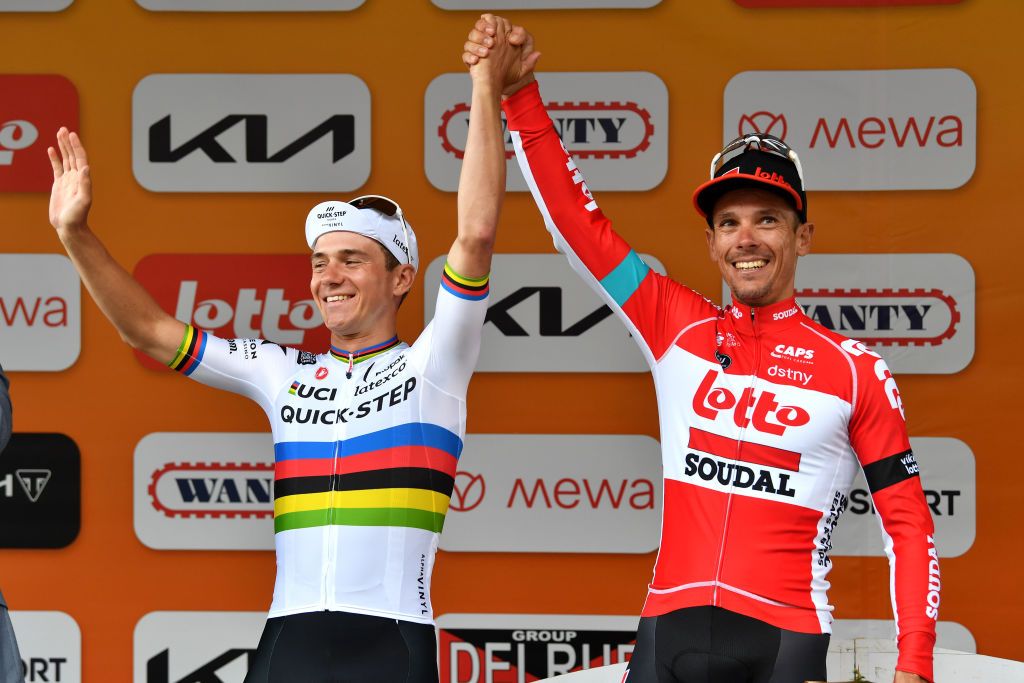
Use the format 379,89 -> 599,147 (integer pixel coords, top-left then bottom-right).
0,75 -> 78,192
438,100 -> 654,161
798,288 -> 959,347
692,368 -> 810,436
450,472 -> 486,512
149,461 -> 274,519
133,254 -> 330,370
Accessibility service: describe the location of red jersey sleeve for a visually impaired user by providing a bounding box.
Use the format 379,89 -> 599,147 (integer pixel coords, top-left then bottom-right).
503,82 -> 717,365
846,339 -> 939,682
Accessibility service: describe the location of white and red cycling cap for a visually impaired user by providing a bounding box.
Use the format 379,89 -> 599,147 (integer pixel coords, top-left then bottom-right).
305,196 -> 419,270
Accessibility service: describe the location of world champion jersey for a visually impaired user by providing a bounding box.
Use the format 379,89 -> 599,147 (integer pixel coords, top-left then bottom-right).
168,264 -> 490,624
504,82 -> 940,681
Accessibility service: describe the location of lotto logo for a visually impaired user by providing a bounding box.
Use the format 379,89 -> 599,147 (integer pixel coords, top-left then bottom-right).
0,75 -> 79,192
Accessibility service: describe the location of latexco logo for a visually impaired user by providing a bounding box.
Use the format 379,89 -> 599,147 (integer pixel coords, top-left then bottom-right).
425,72 -> 667,192
724,254 -> 975,374
132,74 -> 370,192
134,433 -> 275,550
137,0 -> 362,9
8,611 -> 81,683
438,614 -> 636,683
831,437 -> 975,558
132,254 -> 329,371
0,76 -> 78,192
0,255 -> 80,371
425,254 -> 666,372
133,611 -> 264,683
724,69 -> 975,190
440,434 -> 661,553
0,434 -> 80,549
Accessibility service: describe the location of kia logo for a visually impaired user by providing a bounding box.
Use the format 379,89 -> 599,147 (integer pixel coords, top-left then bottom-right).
738,111 -> 788,141
450,472 -> 486,512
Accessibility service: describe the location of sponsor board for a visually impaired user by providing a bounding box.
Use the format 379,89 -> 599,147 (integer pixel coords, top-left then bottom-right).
134,432 -> 275,550
0,0 -> 72,11
133,611 -> 264,683
437,613 -> 638,682
0,434 -> 80,548
723,253 -> 975,374
434,0 -> 658,7
132,74 -> 370,192
0,255 -> 81,371
724,69 -> 975,190
426,254 -> 667,372
737,0 -> 960,5
831,619 -> 975,654
0,76 -> 78,191
831,437 -> 974,558
440,434 -> 662,553
426,72 -> 667,192
137,0 -> 362,9
132,254 -> 329,370
8,611 -> 81,683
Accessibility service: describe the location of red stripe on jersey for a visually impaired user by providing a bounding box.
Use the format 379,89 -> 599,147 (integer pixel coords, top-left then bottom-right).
688,427 -> 802,471
275,446 -> 459,481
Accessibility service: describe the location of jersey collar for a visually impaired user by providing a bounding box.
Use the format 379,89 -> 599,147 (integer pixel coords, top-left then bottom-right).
726,296 -> 806,336
329,336 -> 402,365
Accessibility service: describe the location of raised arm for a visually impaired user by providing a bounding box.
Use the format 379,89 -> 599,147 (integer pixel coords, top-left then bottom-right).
48,128 -> 184,365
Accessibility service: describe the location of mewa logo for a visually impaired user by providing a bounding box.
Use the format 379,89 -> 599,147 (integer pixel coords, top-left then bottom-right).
133,254 -> 329,370
0,254 -> 81,371
724,69 -> 975,190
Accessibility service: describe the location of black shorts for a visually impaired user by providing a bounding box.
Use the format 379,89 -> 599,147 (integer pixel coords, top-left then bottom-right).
243,610 -> 438,683
624,606 -> 829,683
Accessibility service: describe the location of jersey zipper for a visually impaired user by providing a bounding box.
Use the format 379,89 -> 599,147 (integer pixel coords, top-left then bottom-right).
712,309 -> 762,604
323,355 -> 355,610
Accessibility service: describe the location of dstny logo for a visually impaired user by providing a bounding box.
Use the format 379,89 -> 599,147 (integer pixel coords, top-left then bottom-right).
133,74 -> 370,192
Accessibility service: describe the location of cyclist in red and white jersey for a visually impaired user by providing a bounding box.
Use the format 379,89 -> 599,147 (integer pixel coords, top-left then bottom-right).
46,21 -> 527,681
464,17 -> 939,683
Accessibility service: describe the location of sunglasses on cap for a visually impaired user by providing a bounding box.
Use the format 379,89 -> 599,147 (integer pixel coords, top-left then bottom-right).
347,194 -> 412,265
709,134 -> 805,184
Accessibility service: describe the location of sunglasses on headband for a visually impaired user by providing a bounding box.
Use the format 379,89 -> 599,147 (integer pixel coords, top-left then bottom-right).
347,194 -> 412,265
709,134 -> 805,184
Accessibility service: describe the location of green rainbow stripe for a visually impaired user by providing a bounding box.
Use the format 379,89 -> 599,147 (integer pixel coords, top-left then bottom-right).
275,507 -> 446,534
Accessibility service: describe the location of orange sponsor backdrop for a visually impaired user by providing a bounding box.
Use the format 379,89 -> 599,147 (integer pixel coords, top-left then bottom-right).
0,0 -> 1019,678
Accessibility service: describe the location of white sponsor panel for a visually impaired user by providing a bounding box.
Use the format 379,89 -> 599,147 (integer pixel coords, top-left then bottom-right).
426,72 -> 667,192
831,619 -> 975,653
831,437 -> 975,558
134,432 -> 275,550
724,69 -> 976,190
434,0 -> 657,6
0,255 -> 80,372
440,434 -> 661,553
437,614 -> 638,683
137,0 -> 362,9
723,253 -> 975,374
133,74 -> 370,192
426,254 -> 667,373
0,0 -> 71,9
133,611 -> 264,683
8,611 -> 80,683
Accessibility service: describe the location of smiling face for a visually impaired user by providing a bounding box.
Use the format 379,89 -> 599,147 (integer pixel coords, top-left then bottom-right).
705,187 -> 814,307
310,231 -> 414,345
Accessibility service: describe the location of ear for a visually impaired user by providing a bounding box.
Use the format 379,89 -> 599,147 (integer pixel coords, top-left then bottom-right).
705,226 -> 717,262
796,222 -> 814,257
392,264 -> 416,298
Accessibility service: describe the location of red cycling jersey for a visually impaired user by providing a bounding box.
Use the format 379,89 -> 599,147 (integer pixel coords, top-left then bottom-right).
504,81 -> 939,681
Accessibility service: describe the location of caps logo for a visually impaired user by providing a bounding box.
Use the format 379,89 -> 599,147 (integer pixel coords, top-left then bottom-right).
0,75 -> 79,192
739,111 -> 788,140
132,254 -> 330,370
149,461 -> 274,519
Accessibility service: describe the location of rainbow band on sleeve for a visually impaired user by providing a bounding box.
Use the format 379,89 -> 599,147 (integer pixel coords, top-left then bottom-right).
441,262 -> 490,301
168,325 -> 207,376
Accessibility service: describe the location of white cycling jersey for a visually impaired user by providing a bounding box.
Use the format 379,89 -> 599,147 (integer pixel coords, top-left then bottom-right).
168,263 -> 489,624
